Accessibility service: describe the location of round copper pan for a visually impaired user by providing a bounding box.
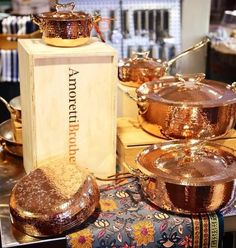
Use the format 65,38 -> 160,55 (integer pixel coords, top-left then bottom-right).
127,74 -> 236,140
128,140 -> 236,214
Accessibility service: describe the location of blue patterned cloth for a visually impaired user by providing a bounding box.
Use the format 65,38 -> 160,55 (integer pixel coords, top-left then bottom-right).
66,179 -> 224,248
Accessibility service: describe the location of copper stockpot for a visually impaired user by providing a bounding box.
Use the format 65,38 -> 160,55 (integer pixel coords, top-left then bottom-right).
32,2 -> 105,47
118,37 -> 209,88
125,74 -> 236,139
125,140 -> 236,214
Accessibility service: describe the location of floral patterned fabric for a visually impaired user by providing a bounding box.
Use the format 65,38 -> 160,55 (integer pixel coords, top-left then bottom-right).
67,179 -> 224,248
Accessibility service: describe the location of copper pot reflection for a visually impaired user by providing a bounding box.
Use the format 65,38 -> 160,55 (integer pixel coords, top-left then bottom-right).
125,140 -> 236,214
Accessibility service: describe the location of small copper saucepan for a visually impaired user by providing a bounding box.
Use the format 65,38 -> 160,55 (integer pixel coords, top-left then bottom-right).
124,140 -> 236,214
118,37 -> 210,88
32,2 -> 105,47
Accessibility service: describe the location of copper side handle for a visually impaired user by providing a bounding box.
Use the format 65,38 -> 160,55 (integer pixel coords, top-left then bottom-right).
93,14 -> 105,42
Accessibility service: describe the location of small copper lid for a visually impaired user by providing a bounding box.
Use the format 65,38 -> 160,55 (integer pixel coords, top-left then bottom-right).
37,2 -> 92,21
118,51 -> 167,87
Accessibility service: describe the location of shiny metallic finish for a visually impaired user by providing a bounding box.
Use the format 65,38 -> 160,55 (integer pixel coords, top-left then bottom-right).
134,75 -> 236,139
133,140 -> 236,214
118,51 -> 166,88
0,96 -> 22,144
140,178 -> 234,214
0,146 -> 24,198
32,2 -> 104,47
0,120 -> 23,157
9,160 -> 100,237
118,38 -> 209,88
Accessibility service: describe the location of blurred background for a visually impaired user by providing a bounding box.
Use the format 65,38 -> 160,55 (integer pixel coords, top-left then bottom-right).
0,0 -> 236,121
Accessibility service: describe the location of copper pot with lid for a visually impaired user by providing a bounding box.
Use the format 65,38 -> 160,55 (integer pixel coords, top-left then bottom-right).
118,37 -> 210,87
126,73 -> 236,139
125,140 -> 236,214
32,2 -> 105,47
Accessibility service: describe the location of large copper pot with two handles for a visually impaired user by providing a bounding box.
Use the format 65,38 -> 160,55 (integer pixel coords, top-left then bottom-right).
126,73 -> 236,140
124,139 -> 236,214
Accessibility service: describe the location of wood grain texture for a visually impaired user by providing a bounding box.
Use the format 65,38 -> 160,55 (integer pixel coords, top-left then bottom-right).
18,38 -> 117,179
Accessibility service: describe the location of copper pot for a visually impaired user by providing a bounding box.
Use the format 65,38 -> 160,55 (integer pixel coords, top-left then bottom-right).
0,120 -> 23,157
126,74 -> 236,139
118,37 -> 210,87
125,140 -> 236,214
0,96 -> 22,144
32,2 -> 105,47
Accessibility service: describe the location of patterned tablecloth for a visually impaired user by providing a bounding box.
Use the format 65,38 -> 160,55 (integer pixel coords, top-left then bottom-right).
66,179 -> 224,248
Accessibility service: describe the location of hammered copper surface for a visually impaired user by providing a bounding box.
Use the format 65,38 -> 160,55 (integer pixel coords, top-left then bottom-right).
135,75 -> 236,139
141,178 -> 234,214
32,3 -> 103,47
118,51 -> 166,88
135,141 -> 236,214
118,38 -> 209,88
9,159 -> 100,237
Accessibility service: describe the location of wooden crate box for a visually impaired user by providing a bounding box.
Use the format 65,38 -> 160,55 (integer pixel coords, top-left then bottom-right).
18,39 -> 117,178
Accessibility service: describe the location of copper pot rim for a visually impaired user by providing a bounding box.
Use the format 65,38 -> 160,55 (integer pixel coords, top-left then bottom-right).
0,119 -> 22,145
135,140 -> 236,186
136,76 -> 236,108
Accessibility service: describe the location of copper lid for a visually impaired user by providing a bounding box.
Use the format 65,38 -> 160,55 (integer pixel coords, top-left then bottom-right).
38,2 -> 92,21
137,74 -> 236,107
120,51 -> 164,70
136,140 -> 236,186
118,51 -> 166,87
9,158 -> 100,237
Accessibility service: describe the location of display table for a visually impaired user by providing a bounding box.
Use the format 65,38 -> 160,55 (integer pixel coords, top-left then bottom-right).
0,145 -> 236,248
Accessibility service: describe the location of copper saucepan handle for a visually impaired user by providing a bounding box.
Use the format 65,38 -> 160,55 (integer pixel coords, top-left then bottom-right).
166,37 -> 210,68
122,162 -> 149,180
0,96 -> 14,114
93,13 -> 105,42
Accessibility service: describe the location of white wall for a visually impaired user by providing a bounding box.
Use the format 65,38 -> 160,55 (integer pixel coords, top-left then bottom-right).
178,0 -> 211,74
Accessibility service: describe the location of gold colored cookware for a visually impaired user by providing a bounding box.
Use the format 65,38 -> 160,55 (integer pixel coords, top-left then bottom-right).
126,74 -> 236,139
0,96 -> 22,144
0,120 -> 23,157
32,2 -> 105,47
118,37 -> 210,88
125,140 -> 236,214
